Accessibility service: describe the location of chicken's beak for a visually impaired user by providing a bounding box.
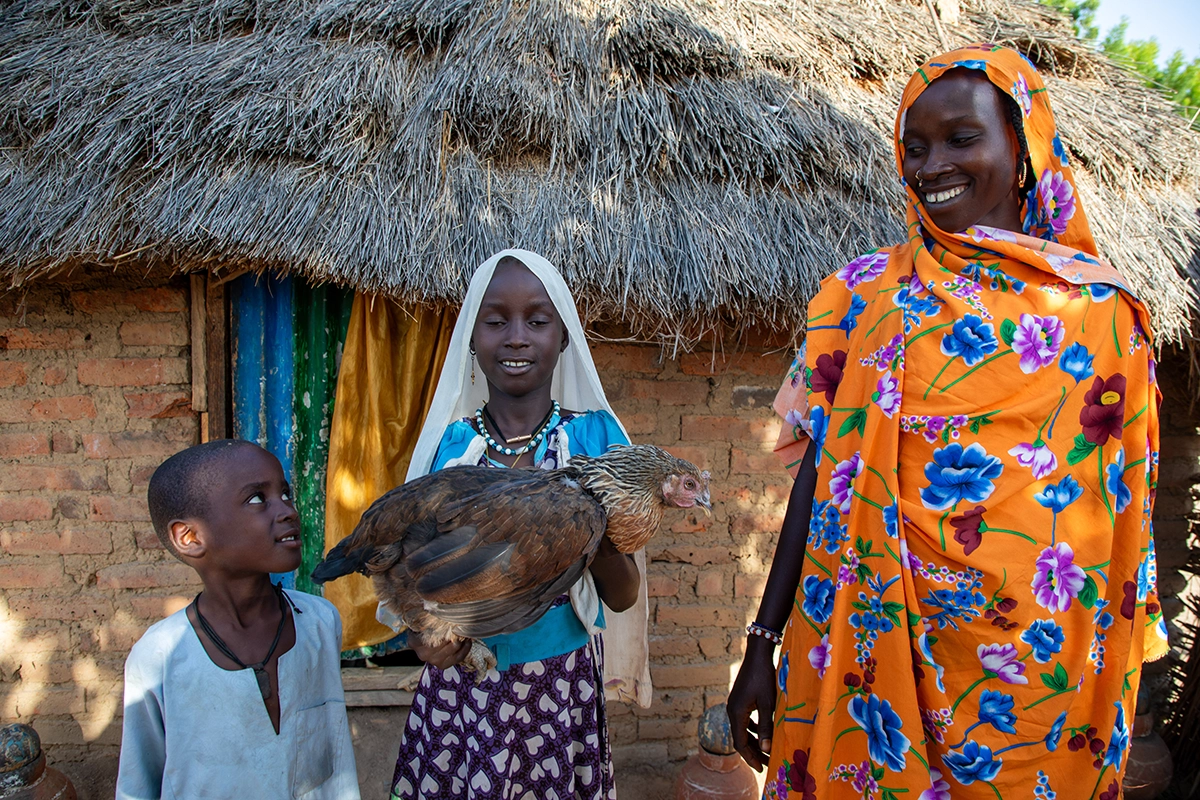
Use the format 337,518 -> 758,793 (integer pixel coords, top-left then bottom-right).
696,493 -> 712,517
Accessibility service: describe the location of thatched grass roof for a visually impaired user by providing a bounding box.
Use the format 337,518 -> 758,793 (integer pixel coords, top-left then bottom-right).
1,0 -> 1198,344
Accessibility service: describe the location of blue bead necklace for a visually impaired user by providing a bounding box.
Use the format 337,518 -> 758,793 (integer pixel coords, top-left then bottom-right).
475,400 -> 560,457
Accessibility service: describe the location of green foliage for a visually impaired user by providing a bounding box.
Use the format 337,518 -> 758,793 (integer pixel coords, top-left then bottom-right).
1102,20 -> 1200,127
1039,0 -> 1200,129
1042,0 -> 1100,40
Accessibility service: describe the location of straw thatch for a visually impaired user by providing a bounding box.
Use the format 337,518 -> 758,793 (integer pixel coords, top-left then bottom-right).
1,0 -> 1198,344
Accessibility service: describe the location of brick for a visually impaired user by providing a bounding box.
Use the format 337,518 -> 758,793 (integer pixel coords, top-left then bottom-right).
52,432 -> 77,453
696,569 -> 724,596
0,433 -> 51,457
96,561 -> 196,589
6,592 -> 114,621
0,395 -> 97,422
0,465 -> 108,492
646,574 -> 680,597
0,361 -> 29,387
730,512 -> 785,537
649,635 -> 699,658
42,365 -> 67,386
628,379 -> 709,406
681,415 -> 777,444
656,545 -> 732,566
657,604 -> 743,627
670,511 -> 710,534
591,344 -> 663,374
57,496 -> 87,519
131,464 -> 157,486
4,687 -> 88,717
680,351 -> 790,377
128,595 -> 190,619
637,719 -> 694,740
98,625 -> 149,652
71,287 -> 186,314
90,495 -> 150,522
731,447 -> 780,474
731,385 -> 778,410
734,573 -> 767,598
78,357 -> 188,387
0,496 -> 54,521
120,320 -> 189,347
698,636 -> 727,658
1,530 -> 113,555
136,529 -> 165,550
0,562 -> 64,589
0,327 -> 89,349
620,412 -> 657,437
84,431 -> 182,459
663,445 -> 727,473
124,391 -> 192,419
650,663 -> 731,688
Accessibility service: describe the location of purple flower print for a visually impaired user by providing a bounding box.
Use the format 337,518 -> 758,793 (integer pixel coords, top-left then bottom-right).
1008,442 -> 1057,479
1032,542 -> 1087,612
1011,74 -> 1032,117
830,452 -> 863,514
874,371 -> 901,418
919,768 -> 952,800
1037,169 -> 1077,237
976,642 -> 1028,684
837,251 -> 889,290
1012,313 -> 1064,374
809,634 -> 831,679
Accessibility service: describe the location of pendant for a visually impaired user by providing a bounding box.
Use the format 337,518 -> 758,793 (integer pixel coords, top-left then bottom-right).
254,667 -> 271,700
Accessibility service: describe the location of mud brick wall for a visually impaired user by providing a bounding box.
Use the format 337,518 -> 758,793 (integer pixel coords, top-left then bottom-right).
2,274 -> 1196,789
593,342 -> 795,764
0,275 -> 200,791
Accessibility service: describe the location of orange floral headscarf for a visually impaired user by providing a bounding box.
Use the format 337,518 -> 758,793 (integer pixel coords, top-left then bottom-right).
768,45 -> 1166,800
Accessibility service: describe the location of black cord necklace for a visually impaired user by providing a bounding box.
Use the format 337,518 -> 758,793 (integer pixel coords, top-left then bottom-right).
191,583 -> 289,701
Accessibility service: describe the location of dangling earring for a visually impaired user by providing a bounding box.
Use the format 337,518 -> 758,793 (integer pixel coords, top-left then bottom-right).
469,344 -> 476,385
1018,160 -> 1029,188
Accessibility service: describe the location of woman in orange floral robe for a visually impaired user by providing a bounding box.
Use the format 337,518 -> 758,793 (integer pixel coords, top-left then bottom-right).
729,45 -> 1167,799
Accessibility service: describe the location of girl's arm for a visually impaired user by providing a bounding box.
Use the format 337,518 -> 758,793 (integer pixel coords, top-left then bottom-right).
727,443 -> 818,771
590,536 -> 639,611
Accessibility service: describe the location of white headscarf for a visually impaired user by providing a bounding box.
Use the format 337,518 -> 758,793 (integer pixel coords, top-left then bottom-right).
403,248 -> 653,707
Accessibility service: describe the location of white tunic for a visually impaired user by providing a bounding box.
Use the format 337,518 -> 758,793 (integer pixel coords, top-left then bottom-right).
116,590 -> 360,800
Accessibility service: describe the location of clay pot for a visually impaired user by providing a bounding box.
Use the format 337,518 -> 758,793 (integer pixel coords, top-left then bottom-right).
1122,712 -> 1173,800
675,704 -> 760,800
0,724 -> 77,800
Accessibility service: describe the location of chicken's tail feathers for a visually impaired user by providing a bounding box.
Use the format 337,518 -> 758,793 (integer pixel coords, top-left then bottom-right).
310,538 -> 367,584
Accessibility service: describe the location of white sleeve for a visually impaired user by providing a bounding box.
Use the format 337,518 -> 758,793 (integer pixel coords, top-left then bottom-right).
325,609 -> 362,799
115,643 -> 166,800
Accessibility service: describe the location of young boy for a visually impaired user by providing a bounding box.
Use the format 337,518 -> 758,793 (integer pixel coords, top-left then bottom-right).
116,439 -> 360,799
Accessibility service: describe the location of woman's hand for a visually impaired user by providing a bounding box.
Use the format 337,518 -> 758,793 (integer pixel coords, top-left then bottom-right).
728,636 -> 779,772
410,633 -> 472,669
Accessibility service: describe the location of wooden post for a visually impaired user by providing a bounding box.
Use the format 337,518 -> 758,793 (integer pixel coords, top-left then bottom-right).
205,276 -> 231,440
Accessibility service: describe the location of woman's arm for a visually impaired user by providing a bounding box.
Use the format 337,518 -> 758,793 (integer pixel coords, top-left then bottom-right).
590,536 -> 640,611
727,442 -> 818,771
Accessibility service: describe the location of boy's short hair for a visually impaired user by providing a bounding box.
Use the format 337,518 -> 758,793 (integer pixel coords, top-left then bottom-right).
147,439 -> 257,558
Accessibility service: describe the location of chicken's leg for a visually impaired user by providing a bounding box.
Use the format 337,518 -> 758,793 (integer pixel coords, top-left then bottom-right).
462,639 -> 498,682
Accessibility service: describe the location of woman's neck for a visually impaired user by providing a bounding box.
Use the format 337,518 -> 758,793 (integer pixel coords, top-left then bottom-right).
483,385 -> 556,441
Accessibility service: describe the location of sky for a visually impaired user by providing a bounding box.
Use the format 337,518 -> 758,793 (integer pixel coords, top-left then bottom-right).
1092,0 -> 1200,62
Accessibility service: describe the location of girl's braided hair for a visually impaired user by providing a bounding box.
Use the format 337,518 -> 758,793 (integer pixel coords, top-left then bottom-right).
997,88 -> 1036,197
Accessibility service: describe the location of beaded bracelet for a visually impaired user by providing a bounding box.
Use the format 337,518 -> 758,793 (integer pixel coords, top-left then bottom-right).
746,622 -> 783,645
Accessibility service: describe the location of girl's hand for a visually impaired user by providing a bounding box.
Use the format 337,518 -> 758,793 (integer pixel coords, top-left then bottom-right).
411,633 -> 472,669
728,636 -> 778,772
589,535 -> 639,611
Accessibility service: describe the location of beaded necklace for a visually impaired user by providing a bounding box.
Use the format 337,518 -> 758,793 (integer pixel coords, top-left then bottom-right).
474,400 -> 560,457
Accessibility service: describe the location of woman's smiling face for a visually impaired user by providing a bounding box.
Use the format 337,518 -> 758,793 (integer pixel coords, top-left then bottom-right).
901,69 -> 1022,234
471,257 -> 568,400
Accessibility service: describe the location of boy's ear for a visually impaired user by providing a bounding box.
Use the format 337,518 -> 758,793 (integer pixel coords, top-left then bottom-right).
169,519 -> 206,559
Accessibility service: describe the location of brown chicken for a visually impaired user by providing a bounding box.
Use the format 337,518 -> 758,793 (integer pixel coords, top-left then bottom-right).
311,444 -> 710,676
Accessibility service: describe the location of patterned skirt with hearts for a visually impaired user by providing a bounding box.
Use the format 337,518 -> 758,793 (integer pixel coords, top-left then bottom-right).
390,628 -> 615,800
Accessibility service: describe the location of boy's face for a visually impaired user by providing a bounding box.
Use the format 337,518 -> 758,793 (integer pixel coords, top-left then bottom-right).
178,446 -> 302,577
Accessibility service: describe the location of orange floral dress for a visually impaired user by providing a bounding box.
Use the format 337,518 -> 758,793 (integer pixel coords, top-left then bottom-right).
768,45 -> 1168,800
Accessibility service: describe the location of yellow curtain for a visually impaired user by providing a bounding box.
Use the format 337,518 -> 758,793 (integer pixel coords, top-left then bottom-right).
323,295 -> 457,650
